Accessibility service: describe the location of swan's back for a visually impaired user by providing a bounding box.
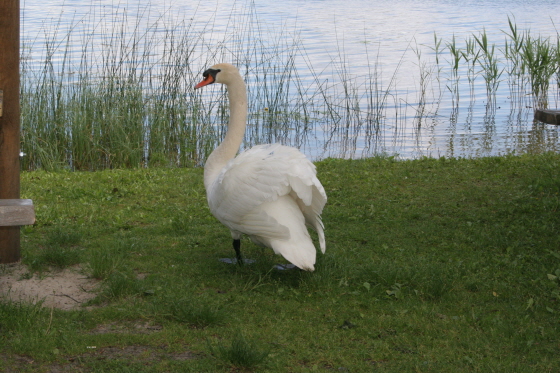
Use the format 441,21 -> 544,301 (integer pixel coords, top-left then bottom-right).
207,143 -> 326,270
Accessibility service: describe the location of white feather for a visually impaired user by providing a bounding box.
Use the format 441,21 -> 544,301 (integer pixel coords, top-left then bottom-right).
196,63 -> 327,271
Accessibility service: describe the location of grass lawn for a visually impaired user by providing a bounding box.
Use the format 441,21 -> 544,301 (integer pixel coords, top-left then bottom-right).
1,153 -> 559,372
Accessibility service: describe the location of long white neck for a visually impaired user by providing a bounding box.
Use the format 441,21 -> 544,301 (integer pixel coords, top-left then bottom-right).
203,74 -> 247,191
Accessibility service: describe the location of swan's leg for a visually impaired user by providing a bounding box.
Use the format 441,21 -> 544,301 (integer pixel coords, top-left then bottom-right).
232,239 -> 243,264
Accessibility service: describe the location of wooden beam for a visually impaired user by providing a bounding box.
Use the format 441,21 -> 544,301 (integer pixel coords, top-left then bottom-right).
0,0 -> 21,263
0,199 -> 35,226
534,109 -> 560,125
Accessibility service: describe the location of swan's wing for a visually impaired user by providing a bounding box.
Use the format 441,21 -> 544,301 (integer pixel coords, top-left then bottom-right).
207,144 -> 327,240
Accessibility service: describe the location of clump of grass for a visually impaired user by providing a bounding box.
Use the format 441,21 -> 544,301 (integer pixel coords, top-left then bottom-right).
208,331 -> 270,370
151,295 -> 225,328
0,300 -> 58,358
417,265 -> 457,300
100,271 -> 145,300
45,226 -> 82,247
170,210 -> 194,234
35,246 -> 81,270
87,243 -> 128,280
25,226 -> 82,271
0,298 -> 46,333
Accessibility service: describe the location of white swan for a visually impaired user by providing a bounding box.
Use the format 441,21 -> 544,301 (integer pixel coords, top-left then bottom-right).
194,63 -> 327,271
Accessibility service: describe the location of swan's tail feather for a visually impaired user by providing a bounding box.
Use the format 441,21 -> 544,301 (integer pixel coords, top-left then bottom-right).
317,221 -> 326,254
272,240 -> 316,272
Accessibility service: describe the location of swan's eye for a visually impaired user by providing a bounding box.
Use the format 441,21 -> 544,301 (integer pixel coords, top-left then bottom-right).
194,68 -> 221,89
200,71 -> 215,84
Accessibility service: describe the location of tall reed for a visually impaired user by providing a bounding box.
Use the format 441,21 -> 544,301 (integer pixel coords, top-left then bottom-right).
521,33 -> 557,108
446,34 -> 462,106
20,5 -> 316,170
502,17 -> 527,106
19,4 -> 560,169
474,28 -> 503,108
461,35 -> 480,101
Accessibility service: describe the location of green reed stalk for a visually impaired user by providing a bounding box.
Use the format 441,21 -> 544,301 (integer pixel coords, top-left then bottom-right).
362,38 -> 402,156
411,40 -> 435,128
521,33 -> 557,108
502,16 -> 527,107
474,28 -> 503,108
446,34 -> 462,106
432,31 -> 443,68
556,35 -> 560,107
461,36 -> 480,101
19,5 -> 560,170
427,32 -> 444,91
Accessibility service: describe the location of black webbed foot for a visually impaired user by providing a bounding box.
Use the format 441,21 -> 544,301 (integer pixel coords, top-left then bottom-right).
233,239 -> 243,265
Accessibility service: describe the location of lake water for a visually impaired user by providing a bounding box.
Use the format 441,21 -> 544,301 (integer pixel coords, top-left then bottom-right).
21,0 -> 560,160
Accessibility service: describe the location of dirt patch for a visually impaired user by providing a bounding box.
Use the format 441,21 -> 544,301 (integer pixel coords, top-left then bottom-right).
2,346 -> 197,373
89,321 -> 164,335
78,345 -> 196,361
0,263 -> 99,310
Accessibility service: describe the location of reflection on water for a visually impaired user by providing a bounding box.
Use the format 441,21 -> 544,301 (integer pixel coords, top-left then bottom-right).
20,0 -> 560,165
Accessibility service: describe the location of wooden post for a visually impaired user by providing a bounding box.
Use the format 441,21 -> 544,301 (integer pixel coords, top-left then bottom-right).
0,0 -> 21,263
534,109 -> 560,125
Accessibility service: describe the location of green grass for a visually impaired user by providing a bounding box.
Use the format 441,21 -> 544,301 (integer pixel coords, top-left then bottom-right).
207,331 -> 270,370
1,153 -> 558,371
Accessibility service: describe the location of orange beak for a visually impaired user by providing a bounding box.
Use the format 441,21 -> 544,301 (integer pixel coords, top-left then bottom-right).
194,75 -> 214,89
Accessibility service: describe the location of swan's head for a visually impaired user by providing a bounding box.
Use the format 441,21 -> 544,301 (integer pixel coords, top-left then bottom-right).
194,63 -> 241,89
